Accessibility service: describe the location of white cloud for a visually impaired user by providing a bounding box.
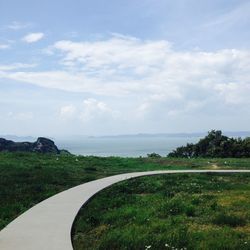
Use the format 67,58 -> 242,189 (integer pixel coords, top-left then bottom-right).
60,105 -> 76,119
22,32 -> 45,43
0,44 -> 10,49
53,36 -> 171,71
0,63 -> 36,71
59,99 -> 119,123
80,98 -> 118,122
1,35 -> 250,120
51,36 -> 250,104
214,82 -> 250,105
6,21 -> 31,30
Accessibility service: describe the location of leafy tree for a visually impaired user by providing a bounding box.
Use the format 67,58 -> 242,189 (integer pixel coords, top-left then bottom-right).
168,130 -> 250,158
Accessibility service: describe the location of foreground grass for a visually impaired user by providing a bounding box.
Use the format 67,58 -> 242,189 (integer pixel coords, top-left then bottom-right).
0,152 -> 250,231
72,174 -> 250,250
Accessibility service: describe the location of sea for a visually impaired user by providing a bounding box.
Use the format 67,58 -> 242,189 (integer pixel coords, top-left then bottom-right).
55,136 -> 201,157
4,131 -> 249,157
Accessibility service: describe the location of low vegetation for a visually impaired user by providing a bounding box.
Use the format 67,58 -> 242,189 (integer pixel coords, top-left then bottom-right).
72,173 -> 250,250
1,151 -> 250,250
1,152 -> 250,230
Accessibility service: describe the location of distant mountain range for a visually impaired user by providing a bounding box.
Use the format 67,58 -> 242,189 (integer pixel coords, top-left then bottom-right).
90,131 -> 250,139
2,131 -> 250,141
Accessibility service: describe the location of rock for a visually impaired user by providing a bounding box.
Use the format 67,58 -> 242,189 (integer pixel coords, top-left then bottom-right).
33,137 -> 59,154
0,138 -> 32,152
0,137 -> 67,154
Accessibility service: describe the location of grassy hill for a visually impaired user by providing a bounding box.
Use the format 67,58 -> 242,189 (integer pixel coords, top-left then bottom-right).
0,152 -> 250,248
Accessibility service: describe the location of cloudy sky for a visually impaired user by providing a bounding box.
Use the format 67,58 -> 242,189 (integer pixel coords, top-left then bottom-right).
0,0 -> 250,136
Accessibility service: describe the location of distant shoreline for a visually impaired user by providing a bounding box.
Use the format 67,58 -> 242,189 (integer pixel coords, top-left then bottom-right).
2,131 -> 250,142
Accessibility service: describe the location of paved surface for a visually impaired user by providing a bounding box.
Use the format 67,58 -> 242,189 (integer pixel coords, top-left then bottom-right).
0,169 -> 250,250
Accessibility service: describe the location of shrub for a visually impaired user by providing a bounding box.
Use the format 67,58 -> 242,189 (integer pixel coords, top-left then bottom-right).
147,153 -> 161,158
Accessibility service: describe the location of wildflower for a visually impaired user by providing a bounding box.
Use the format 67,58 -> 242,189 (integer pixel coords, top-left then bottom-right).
165,243 -> 169,247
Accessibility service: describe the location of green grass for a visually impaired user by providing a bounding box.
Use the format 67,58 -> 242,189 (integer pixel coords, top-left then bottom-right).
0,152 -> 189,230
0,151 -> 250,233
72,173 -> 250,250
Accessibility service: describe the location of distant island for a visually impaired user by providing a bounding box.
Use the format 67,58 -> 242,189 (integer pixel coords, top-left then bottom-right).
0,137 -> 69,154
168,130 -> 250,158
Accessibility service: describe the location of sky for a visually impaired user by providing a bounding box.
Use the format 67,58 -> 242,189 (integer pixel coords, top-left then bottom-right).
0,0 -> 250,136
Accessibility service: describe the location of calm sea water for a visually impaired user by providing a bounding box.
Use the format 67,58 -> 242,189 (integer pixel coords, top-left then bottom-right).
56,136 -> 200,157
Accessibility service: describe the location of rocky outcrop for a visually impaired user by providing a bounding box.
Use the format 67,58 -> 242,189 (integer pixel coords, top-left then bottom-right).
32,137 -> 59,154
0,137 -> 67,154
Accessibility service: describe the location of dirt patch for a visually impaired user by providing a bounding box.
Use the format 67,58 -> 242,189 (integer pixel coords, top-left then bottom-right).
211,164 -> 219,169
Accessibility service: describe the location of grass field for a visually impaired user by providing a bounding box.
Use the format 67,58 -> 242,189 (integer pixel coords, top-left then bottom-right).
72,173 -> 250,250
0,151 -> 250,244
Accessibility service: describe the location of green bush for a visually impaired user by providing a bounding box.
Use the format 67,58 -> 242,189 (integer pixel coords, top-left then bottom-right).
147,152 -> 161,158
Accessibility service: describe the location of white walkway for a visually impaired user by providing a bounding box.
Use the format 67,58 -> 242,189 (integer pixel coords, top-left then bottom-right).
0,170 -> 250,250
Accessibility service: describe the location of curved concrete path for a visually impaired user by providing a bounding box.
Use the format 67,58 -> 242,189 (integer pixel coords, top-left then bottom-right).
1,170 -> 250,250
